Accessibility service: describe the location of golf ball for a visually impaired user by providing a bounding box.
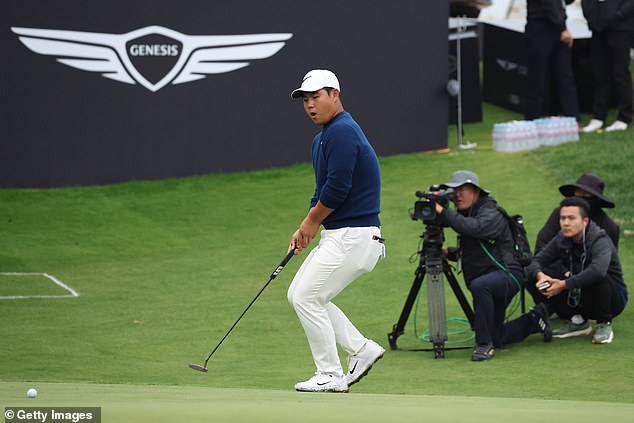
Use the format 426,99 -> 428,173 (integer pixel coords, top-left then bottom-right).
27,388 -> 37,398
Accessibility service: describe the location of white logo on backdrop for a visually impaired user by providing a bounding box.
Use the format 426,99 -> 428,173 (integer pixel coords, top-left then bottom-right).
11,26 -> 293,92
495,59 -> 518,72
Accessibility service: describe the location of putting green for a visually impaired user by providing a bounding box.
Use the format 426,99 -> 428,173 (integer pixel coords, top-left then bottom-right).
1,382 -> 632,423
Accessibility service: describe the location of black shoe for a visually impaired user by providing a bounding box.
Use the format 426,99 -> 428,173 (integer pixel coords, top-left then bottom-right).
471,343 -> 494,361
532,303 -> 552,343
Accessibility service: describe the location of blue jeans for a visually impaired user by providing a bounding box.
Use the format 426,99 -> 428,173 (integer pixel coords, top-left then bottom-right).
468,270 -> 519,346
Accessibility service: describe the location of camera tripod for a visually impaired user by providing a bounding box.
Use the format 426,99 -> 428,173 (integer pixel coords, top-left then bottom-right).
387,224 -> 475,358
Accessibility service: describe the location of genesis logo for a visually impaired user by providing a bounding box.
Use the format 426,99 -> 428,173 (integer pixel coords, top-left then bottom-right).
496,59 -> 518,71
11,25 -> 293,92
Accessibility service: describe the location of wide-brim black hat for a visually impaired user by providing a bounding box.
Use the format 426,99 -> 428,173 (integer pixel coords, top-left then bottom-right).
559,173 -> 615,208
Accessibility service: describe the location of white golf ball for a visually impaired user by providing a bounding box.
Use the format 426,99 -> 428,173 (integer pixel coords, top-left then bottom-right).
27,388 -> 37,398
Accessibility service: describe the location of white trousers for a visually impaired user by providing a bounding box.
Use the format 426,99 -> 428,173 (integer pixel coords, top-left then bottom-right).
287,226 -> 384,376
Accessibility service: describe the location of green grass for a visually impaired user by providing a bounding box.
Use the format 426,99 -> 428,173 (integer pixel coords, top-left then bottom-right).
2,382 -> 633,423
0,102 -> 633,421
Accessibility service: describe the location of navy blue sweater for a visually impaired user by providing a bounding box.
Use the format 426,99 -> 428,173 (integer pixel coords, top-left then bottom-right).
310,111 -> 381,229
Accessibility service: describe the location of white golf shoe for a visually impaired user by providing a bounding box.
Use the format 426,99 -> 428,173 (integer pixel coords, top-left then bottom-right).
605,120 -> 628,132
346,340 -> 385,386
581,119 -> 603,133
294,373 -> 348,393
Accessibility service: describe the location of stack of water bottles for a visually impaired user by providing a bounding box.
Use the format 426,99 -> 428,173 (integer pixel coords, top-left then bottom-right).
492,117 -> 579,152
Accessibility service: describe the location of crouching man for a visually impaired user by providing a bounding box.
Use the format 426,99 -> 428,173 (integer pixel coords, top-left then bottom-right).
528,197 -> 628,344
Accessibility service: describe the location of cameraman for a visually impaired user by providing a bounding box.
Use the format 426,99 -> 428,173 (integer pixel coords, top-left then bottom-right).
435,170 -> 551,361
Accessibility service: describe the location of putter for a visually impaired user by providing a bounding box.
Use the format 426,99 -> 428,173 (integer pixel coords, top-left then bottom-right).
189,249 -> 296,372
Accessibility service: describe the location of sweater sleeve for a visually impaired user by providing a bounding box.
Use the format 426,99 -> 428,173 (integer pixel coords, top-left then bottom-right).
318,126 -> 358,209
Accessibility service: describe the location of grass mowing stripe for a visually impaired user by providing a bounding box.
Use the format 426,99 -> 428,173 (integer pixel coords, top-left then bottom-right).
1,382 -> 633,423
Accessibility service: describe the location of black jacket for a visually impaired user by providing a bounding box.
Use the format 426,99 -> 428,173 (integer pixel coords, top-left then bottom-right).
535,206 -> 620,254
527,0 -> 575,30
528,221 -> 627,294
438,196 -> 522,285
582,0 -> 634,32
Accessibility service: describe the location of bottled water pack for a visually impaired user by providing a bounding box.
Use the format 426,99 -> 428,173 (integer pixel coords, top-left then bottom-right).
492,117 -> 579,152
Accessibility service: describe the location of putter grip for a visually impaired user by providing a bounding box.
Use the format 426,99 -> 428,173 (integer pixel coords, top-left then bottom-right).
270,249 -> 295,279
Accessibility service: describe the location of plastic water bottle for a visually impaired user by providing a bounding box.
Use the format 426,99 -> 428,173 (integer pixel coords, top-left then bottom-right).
492,123 -> 509,152
493,120 -> 540,152
524,120 -> 540,150
540,118 -> 556,146
561,117 -> 579,143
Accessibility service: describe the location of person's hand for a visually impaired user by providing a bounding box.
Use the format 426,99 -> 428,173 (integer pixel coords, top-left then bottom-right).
435,202 -> 444,215
288,216 -> 320,254
560,29 -> 573,48
298,216 -> 319,246
545,278 -> 566,297
288,230 -> 302,255
535,272 -> 552,296
538,276 -> 566,298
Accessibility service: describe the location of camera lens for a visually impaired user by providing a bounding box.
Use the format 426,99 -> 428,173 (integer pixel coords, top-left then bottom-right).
421,204 -> 434,219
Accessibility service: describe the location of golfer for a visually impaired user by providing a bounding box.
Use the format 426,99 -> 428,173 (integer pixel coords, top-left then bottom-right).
287,69 -> 385,393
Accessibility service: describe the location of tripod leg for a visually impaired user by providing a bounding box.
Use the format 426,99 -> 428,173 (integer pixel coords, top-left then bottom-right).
443,262 -> 475,329
433,342 -> 445,359
425,259 -> 448,358
388,266 -> 425,350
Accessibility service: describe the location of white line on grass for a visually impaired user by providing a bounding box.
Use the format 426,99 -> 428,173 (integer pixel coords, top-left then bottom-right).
0,272 -> 79,299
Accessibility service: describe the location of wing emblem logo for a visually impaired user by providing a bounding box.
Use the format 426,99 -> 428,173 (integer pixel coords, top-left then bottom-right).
11,25 -> 293,92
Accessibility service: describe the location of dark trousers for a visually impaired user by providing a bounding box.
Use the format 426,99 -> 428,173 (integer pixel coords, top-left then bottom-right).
524,19 -> 579,120
502,283 -> 627,346
550,279 -> 626,323
524,260 -> 566,312
590,30 -> 634,124
468,270 -> 519,346
501,311 -> 540,346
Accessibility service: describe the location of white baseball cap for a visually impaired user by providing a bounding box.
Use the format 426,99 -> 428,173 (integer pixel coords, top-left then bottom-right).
291,69 -> 340,98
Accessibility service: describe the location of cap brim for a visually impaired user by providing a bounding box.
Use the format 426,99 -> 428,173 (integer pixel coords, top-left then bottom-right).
291,84 -> 327,99
559,184 -> 615,208
291,89 -> 305,98
440,182 -> 490,195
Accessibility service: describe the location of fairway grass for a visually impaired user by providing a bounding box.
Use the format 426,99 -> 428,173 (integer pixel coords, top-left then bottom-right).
1,102 -> 633,418
1,382 -> 633,423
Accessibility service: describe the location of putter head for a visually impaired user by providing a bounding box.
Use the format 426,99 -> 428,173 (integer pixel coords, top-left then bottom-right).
189,363 -> 208,373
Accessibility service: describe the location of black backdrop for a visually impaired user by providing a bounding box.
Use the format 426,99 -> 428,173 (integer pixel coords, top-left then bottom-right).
0,0 -> 449,188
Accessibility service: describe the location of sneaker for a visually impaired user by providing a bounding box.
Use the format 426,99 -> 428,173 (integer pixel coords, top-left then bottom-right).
592,322 -> 614,344
346,340 -> 385,386
552,320 -> 592,338
581,119 -> 603,133
294,372 -> 348,393
605,120 -> 628,132
531,303 -> 552,342
471,343 -> 494,361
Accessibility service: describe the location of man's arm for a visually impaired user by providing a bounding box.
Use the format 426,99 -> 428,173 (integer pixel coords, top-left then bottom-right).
289,201 -> 334,254
566,236 -> 613,290
436,203 -> 505,240
527,234 -> 562,278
